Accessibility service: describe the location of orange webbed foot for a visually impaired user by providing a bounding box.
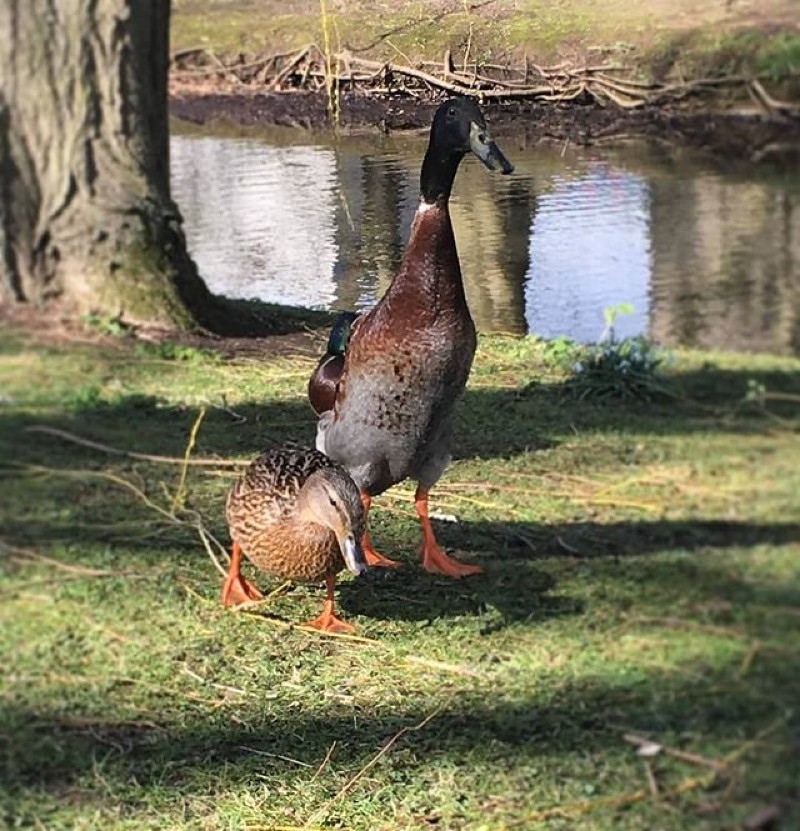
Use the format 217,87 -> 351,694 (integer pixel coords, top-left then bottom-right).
415,486 -> 483,578
359,493 -> 402,568
302,609 -> 357,634
301,575 -> 356,633
221,573 -> 265,606
363,537 -> 402,569
420,540 -> 483,578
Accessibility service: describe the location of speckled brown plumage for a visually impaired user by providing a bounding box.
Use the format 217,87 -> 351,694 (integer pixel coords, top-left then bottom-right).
226,448 -> 364,583
320,204 -> 477,496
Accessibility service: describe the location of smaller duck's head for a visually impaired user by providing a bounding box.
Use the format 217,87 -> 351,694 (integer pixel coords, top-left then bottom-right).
430,97 -> 514,175
298,467 -> 367,576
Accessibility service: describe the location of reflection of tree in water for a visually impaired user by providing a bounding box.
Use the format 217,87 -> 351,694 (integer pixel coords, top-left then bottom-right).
361,156 -> 410,297
649,172 -> 800,354
333,152 -> 411,310
452,169 -> 535,334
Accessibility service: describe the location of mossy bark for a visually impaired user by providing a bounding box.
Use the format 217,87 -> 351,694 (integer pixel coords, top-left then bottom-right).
0,0 -> 214,328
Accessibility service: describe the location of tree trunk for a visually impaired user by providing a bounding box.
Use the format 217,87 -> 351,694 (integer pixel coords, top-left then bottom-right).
0,0 -> 214,328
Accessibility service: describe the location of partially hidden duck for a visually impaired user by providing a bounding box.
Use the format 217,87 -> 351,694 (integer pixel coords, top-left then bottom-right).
222,447 -> 366,632
309,97 -> 513,577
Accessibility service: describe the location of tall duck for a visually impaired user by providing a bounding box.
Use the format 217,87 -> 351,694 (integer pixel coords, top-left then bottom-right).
310,97 -> 513,577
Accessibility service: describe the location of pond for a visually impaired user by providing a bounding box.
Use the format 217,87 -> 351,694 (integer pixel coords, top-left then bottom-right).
170,122 -> 800,355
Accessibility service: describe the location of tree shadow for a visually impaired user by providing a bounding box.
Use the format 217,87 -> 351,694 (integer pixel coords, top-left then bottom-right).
188,296 -> 336,338
456,364 -> 800,460
3,656 -> 798,822
4,361 -> 797,471
339,558 -> 575,627
2,357 -> 798,610
336,516 -> 800,623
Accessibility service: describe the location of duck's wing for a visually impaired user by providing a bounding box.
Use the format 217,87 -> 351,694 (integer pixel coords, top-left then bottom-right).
226,448 -> 336,528
308,311 -> 361,416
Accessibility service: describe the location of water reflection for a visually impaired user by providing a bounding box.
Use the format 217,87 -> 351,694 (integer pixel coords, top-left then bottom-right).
525,165 -> 650,342
171,136 -> 339,309
649,170 -> 800,354
170,125 -> 800,355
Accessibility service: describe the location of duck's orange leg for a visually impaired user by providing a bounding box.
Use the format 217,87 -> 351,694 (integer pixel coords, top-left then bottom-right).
221,541 -> 265,606
303,574 -> 356,633
360,491 -> 401,568
415,486 -> 483,578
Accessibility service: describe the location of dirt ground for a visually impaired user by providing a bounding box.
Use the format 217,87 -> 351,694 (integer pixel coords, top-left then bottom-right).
0,298 -> 329,357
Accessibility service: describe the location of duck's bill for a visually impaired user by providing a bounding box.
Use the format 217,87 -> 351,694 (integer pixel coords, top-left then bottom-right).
470,122 -> 514,174
342,533 -> 367,576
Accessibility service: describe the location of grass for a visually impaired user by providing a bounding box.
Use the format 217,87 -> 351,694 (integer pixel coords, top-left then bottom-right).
644,25 -> 800,88
1,318 -> 799,829
171,0 -> 800,87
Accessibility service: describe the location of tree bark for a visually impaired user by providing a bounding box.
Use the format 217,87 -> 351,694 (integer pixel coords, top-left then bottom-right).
0,0 -> 214,328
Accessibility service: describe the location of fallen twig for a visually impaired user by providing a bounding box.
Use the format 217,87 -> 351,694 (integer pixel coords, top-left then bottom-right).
506,716 -> 790,825
234,609 -> 379,644
623,733 -> 724,771
25,425 -> 247,467
271,44 -> 315,90
172,407 -> 206,512
181,663 -> 253,697
238,745 -> 313,768
749,78 -> 800,119
311,741 -> 337,781
195,522 -> 230,576
302,708 -> 441,827
0,539 -> 128,576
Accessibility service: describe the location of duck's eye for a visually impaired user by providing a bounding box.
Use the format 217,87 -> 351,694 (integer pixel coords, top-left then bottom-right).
328,496 -> 337,508
448,107 -> 456,116
478,132 -> 486,143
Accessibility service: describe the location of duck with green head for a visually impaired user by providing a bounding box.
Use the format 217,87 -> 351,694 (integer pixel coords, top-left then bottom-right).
309,97 -> 513,577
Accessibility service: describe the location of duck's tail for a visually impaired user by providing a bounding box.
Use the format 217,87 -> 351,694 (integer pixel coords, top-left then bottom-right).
307,311 -> 359,416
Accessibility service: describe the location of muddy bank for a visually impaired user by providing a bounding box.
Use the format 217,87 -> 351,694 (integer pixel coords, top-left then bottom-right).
169,87 -> 800,164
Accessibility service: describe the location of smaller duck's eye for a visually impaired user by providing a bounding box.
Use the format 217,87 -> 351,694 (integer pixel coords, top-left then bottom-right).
478,132 -> 486,143
448,107 -> 456,116
329,497 -> 337,508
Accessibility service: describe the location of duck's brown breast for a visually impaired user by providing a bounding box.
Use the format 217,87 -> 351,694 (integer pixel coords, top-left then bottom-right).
235,519 -> 343,583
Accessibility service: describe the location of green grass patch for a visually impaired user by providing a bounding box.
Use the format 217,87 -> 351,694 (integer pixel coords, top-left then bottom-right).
1,320 -> 799,829
644,26 -> 800,85
757,30 -> 800,81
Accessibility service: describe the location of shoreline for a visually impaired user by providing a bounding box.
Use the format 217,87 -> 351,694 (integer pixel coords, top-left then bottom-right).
169,84 -> 800,164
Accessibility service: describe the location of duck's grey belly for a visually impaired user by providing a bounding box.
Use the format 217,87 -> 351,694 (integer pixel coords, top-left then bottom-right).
318,331 -> 474,495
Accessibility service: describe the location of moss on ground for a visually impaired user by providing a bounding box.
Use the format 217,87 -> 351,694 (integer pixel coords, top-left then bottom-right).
1,317 -> 799,829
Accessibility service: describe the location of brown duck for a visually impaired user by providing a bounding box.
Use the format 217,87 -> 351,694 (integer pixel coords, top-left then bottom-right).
309,97 -> 513,578
222,447 -> 366,633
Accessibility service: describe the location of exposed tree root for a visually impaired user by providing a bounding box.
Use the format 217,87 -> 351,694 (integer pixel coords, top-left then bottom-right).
171,43 -> 799,117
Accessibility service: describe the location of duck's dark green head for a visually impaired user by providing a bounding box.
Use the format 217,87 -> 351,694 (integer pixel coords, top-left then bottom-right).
326,310 -> 358,356
421,97 -> 513,203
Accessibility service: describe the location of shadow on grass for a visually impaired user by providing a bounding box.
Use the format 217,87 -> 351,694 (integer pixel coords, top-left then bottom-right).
185,296 -> 337,338
337,516 -> 800,623
2,361 -> 798,469
3,657 -> 798,821
2,360 -> 799,627
2,357 -> 798,608
457,364 -> 800,459
5,456 -> 798,627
